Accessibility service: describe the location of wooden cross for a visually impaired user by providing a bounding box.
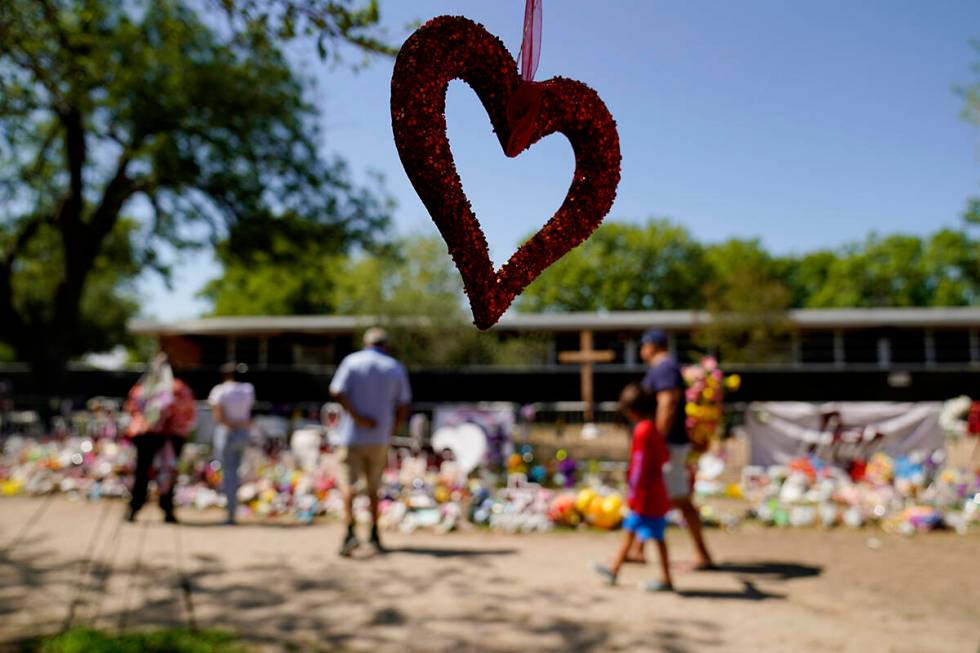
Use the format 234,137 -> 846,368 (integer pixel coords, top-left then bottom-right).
558,330 -> 615,421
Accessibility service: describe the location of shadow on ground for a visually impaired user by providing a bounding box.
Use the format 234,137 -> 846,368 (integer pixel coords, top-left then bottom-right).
377,546 -> 518,558
705,560 -> 822,581
677,579 -> 786,602
0,538 -> 716,652
0,527 -> 822,652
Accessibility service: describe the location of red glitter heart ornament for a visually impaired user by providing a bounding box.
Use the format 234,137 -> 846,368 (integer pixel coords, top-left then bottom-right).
391,16 -> 621,329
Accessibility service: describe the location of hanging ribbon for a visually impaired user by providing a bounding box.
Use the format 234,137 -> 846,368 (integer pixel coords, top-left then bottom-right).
519,0 -> 542,81
507,0 -> 544,156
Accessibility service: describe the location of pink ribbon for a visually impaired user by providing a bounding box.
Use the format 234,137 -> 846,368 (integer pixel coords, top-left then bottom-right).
508,0 -> 544,155
519,0 -> 542,82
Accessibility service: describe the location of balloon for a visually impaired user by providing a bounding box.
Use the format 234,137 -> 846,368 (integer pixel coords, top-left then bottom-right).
602,494 -> 622,515
432,423 -> 488,476
587,493 -> 623,529
575,488 -> 597,514
548,493 -> 579,526
587,496 -> 605,523
529,465 -> 547,483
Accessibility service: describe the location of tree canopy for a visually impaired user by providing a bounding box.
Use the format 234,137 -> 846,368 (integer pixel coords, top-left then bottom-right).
797,231 -> 979,308
0,0 -> 393,388
514,218 -> 978,314
205,218 -> 977,367
207,233 -> 550,367
516,220 -> 709,313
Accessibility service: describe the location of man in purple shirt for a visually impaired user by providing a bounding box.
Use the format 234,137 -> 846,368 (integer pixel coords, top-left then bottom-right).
637,329 -> 715,570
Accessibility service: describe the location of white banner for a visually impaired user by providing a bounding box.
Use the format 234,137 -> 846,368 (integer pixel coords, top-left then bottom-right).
743,402 -> 943,467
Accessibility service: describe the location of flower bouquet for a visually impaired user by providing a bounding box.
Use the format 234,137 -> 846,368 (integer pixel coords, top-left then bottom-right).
682,356 -> 741,454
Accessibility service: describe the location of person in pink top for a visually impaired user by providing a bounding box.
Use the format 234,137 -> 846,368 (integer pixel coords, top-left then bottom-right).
125,353 -> 197,524
594,383 -> 674,592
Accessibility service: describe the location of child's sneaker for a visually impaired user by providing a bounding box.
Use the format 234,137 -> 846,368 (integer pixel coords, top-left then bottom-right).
592,563 -> 617,585
639,580 -> 674,593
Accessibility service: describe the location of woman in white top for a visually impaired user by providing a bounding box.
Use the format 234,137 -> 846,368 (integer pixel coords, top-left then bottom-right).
208,362 -> 255,524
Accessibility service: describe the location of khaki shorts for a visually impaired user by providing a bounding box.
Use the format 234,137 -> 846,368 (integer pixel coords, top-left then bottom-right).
337,444 -> 388,496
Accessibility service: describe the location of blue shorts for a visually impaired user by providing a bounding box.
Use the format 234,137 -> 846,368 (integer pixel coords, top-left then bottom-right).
623,513 -> 667,542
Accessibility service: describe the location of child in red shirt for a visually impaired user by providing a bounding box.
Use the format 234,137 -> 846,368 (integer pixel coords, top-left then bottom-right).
594,383 -> 674,592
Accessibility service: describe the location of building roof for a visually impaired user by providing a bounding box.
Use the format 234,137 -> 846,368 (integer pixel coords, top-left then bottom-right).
129,307 -> 980,337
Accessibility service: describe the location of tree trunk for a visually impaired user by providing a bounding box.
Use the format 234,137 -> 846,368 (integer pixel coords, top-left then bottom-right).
26,331 -> 66,426
21,105 -> 94,421
6,106 -> 136,422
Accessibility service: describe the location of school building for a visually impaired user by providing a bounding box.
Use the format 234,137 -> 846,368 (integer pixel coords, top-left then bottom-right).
123,307 -> 980,405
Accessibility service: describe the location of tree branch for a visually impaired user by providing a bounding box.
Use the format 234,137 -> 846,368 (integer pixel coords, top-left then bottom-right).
22,123 -> 60,183
36,0 -> 83,57
8,50 -> 63,106
1,214 -> 43,267
0,215 -> 44,343
89,153 -> 136,240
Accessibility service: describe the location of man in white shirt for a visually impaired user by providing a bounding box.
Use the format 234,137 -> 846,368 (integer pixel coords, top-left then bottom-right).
330,327 -> 411,555
208,362 -> 255,525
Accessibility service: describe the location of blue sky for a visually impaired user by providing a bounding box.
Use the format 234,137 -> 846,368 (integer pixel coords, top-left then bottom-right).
140,0 -> 980,319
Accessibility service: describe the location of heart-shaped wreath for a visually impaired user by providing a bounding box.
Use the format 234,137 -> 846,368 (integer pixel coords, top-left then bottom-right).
391,16 -> 621,329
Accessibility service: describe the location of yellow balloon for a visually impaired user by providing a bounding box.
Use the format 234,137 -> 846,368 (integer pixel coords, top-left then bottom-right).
575,488 -> 597,514
588,495 -> 623,529
587,496 -> 605,520
602,494 -> 622,515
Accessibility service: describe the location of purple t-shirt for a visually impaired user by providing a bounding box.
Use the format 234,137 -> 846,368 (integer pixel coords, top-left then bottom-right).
641,356 -> 689,445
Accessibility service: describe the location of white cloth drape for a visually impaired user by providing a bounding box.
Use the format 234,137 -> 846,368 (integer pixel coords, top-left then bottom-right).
743,402 -> 943,467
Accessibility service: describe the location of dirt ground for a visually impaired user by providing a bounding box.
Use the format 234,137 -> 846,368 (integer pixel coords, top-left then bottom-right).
1,497 -> 977,653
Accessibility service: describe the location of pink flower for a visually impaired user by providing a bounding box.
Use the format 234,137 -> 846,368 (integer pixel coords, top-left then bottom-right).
702,356 -> 718,371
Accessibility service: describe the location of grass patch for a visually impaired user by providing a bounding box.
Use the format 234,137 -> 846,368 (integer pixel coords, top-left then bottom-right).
27,627 -> 251,653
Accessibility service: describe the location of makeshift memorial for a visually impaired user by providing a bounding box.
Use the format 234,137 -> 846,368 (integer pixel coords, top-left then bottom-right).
739,450 -> 979,535
4,405 -> 975,536
391,12 -> 621,329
